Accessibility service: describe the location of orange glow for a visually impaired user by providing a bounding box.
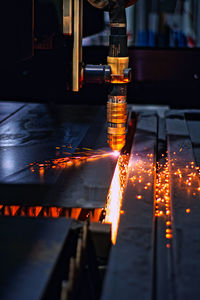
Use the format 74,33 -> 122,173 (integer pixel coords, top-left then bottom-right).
30,148 -> 114,173
171,154 -> 200,220
104,162 -> 122,244
110,75 -> 129,84
160,150 -> 200,245
39,167 -> 45,182
0,147 -> 125,234
113,151 -> 120,157
13,145 -> 200,248
166,234 -> 173,239
10,206 -> 20,216
104,154 -> 129,244
0,205 -> 101,221
35,206 -> 43,216
154,154 -> 173,243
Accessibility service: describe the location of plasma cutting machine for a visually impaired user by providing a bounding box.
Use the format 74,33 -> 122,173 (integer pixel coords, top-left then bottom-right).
2,0 -> 139,152
65,0 -> 138,152
2,2 -> 200,300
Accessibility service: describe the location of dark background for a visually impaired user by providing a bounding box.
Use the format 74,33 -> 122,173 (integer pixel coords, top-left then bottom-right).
1,0 -> 200,108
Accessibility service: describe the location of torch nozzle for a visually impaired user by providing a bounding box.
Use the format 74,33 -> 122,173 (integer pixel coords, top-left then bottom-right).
107,96 -> 127,152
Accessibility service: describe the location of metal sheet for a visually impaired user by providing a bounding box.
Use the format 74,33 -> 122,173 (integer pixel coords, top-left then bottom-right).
0,216 -> 73,300
166,112 -> 200,300
0,103 -> 98,182
155,114 -> 174,300
0,102 -> 25,124
185,111 -> 200,166
0,104 -> 117,208
101,112 -> 157,300
44,107 -> 118,208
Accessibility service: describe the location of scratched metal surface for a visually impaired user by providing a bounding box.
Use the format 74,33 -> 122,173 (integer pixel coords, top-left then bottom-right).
0,102 -> 99,182
0,216 -> 73,300
0,102 -> 25,124
0,102 -> 117,208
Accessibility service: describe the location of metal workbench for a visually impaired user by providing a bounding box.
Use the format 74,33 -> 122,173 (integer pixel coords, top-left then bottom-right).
1,101 -> 200,300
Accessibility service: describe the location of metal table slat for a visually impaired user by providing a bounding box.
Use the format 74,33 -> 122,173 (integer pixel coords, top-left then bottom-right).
0,217 -> 73,300
166,112 -> 200,300
101,112 -> 157,300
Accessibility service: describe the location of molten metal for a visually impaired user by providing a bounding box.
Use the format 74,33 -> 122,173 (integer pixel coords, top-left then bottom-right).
104,154 -> 129,244
30,147 -> 114,180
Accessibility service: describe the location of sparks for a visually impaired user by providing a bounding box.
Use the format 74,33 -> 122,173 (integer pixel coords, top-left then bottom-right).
154,155 -> 173,245
29,148 -> 114,174
27,145 -> 200,247
104,154 -> 129,244
113,150 -> 120,157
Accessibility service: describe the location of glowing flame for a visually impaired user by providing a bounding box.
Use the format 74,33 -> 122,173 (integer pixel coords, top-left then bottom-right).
113,151 -> 120,157
39,166 -> 45,182
29,148 -> 115,178
104,162 -> 121,244
104,155 -> 129,244
0,205 -> 101,221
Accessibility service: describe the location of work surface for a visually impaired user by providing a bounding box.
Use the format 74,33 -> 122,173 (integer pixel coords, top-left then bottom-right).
0,102 -> 117,208
1,101 -> 200,300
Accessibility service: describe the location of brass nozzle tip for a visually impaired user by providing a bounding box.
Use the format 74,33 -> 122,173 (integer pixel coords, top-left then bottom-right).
107,98 -> 127,152
107,133 -> 126,152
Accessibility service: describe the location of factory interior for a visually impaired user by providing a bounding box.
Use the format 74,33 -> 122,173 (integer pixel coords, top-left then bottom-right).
1,0 -> 200,299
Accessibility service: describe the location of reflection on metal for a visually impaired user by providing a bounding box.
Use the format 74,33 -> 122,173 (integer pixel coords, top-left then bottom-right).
107,96 -> 127,152
110,23 -> 126,28
63,0 -> 72,35
107,57 -> 129,78
73,0 -> 83,91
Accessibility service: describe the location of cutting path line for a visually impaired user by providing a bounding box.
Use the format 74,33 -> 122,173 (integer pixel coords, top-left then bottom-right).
0,103 -> 26,125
